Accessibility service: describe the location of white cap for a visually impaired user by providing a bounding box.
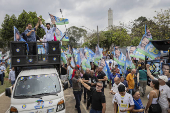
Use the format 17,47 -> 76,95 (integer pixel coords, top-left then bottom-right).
158,75 -> 168,82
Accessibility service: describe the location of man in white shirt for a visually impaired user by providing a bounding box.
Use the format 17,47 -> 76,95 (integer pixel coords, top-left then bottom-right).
9,67 -> 15,86
113,84 -> 134,113
40,18 -> 56,54
146,64 -> 170,113
0,62 -> 5,85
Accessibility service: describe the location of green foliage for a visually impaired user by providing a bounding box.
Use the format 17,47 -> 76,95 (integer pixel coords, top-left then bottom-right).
0,10 -> 46,49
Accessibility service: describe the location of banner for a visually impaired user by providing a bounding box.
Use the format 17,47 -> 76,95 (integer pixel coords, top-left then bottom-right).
37,45 -> 45,54
79,48 -> 87,71
75,49 -> 81,66
69,56 -> 75,80
124,46 -> 135,74
160,62 -> 170,75
14,26 -> 26,42
55,28 -> 63,41
61,49 -> 67,64
94,45 -> 102,66
112,46 -> 126,66
49,13 -> 69,25
66,45 -> 73,58
84,47 -> 91,69
135,26 -> 161,60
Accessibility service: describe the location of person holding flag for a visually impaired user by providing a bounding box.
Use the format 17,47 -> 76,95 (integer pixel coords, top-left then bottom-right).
39,17 -> 56,54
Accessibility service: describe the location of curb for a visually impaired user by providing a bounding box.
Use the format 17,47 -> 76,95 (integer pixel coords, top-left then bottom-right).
0,92 -> 5,97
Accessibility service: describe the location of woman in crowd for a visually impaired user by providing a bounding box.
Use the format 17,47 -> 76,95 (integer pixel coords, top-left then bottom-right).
132,90 -> 145,113
145,80 -> 160,113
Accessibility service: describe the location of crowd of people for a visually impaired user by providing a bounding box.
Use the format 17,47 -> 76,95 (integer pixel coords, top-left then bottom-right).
60,57 -> 170,113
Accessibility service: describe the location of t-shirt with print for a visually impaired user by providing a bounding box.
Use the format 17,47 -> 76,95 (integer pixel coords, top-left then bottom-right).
154,77 -> 170,108
90,75 -> 98,87
113,92 -> 134,113
133,98 -> 144,113
126,73 -> 135,89
90,87 -> 106,111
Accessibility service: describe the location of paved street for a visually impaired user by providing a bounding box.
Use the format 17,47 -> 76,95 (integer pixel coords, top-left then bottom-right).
0,85 -> 152,113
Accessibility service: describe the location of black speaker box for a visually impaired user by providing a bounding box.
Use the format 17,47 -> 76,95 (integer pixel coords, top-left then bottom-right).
48,41 -> 61,54
48,55 -> 60,64
12,56 -> 26,66
11,42 -> 26,56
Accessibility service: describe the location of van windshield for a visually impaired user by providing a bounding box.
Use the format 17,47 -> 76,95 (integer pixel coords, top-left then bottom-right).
14,73 -> 61,98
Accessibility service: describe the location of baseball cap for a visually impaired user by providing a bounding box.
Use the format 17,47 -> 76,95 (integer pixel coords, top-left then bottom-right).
127,67 -> 132,70
109,61 -> 112,63
76,64 -> 80,68
158,75 -> 168,82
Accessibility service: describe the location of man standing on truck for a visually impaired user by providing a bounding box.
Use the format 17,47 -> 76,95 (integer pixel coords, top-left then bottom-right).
24,17 -> 41,55
40,17 -> 56,54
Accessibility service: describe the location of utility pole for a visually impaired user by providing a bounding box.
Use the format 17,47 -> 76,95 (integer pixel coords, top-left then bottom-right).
97,25 -> 99,45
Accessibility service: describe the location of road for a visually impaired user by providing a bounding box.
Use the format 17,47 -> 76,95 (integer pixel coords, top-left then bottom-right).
1,86 -> 152,113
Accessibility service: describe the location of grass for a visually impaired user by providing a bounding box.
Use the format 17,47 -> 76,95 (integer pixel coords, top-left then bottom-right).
0,68 -> 12,94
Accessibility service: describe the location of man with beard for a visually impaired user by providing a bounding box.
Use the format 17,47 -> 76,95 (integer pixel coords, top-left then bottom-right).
80,68 -> 90,103
40,17 -> 56,54
140,36 -> 149,50
79,79 -> 106,113
97,66 -> 107,93
86,70 -> 98,110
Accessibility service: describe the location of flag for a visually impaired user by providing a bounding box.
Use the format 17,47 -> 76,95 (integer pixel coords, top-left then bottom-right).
61,49 -> 67,64
55,28 -> 63,40
14,26 -> 29,51
67,45 -> 73,58
94,45 -> 102,66
62,33 -> 69,41
105,61 -> 111,80
49,13 -> 69,25
69,57 -> 75,80
112,46 -> 126,66
79,48 -> 87,71
134,25 -> 161,60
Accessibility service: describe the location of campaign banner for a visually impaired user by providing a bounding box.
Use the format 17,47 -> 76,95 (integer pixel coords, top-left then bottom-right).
160,62 -> 170,75
147,60 -> 161,75
69,57 -> 75,80
75,49 -> 81,66
14,26 -> 26,42
84,47 -> 91,69
94,45 -> 102,66
124,46 -> 135,74
49,13 -> 69,25
37,45 -> 45,54
55,28 -> 62,41
135,27 -> 160,60
112,46 -> 126,66
61,49 -> 67,64
79,48 -> 87,71
67,45 -> 73,58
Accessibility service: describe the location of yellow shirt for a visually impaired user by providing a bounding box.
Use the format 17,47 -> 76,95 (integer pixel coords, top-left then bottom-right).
126,73 -> 135,89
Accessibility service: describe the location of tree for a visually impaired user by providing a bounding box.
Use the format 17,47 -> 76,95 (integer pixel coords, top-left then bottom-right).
17,10 -> 46,38
64,26 -> 87,47
0,10 -> 46,49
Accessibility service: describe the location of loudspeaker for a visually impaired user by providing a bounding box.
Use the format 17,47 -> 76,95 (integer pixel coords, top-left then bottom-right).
12,56 -> 26,66
48,55 -> 60,64
11,42 -> 26,56
48,41 -> 61,54
27,55 -> 37,64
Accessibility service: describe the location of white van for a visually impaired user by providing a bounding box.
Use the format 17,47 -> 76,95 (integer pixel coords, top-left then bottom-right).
6,68 -> 68,113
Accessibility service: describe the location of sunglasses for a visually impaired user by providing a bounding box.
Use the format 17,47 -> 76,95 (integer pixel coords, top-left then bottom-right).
96,85 -> 102,87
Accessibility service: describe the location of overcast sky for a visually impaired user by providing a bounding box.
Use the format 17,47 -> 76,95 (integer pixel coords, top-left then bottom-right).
0,0 -> 170,33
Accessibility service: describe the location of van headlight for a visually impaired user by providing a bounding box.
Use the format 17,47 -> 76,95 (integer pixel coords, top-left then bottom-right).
10,106 -> 18,113
56,99 -> 65,112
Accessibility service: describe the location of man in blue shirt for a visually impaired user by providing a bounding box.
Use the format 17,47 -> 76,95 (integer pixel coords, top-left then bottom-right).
0,62 -> 5,85
109,68 -> 120,89
24,17 -> 41,55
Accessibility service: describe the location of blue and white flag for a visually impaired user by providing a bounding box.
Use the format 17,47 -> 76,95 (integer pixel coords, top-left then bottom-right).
94,45 -> 102,66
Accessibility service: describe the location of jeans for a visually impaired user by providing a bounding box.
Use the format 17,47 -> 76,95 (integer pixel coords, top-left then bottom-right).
87,90 -> 92,107
129,89 -> 134,95
0,74 -> 4,85
11,81 -> 15,85
69,79 -> 72,87
45,42 -> 49,54
90,108 -> 102,113
84,87 -> 87,100
73,91 -> 82,113
139,80 -> 147,95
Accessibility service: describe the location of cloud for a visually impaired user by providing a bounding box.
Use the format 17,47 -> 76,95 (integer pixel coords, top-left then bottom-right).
0,0 -> 170,33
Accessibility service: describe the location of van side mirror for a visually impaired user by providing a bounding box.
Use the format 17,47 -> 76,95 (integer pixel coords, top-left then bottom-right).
5,88 -> 11,97
64,82 -> 68,90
